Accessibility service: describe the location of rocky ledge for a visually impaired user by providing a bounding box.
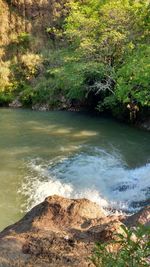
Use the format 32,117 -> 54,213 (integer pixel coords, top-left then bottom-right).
0,195 -> 149,267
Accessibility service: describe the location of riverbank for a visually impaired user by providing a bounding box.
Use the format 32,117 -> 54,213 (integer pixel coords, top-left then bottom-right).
0,195 -> 149,267
1,0 -> 149,135
2,104 -> 150,132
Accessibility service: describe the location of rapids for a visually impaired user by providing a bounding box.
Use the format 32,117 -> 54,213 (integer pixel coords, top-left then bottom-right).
0,108 -> 149,230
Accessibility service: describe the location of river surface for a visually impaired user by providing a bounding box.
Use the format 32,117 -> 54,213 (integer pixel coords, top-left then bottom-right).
0,108 -> 150,230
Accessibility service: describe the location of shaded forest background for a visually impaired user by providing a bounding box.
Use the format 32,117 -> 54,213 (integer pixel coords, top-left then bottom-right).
0,0 -> 150,121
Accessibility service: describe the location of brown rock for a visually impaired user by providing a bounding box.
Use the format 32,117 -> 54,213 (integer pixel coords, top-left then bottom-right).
124,206 -> 150,227
0,195 -> 123,267
0,196 -> 149,266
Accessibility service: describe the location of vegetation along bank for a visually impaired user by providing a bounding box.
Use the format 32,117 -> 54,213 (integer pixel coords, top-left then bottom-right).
0,0 -> 150,124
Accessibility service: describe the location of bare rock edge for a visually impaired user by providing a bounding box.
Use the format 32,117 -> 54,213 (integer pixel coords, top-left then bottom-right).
0,195 -> 149,267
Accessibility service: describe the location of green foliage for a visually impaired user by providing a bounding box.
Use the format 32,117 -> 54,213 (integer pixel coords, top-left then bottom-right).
48,58 -> 106,100
39,49 -> 105,102
65,0 -> 149,64
91,225 -> 150,267
19,53 -> 43,80
115,45 -> 150,107
0,61 -> 11,91
6,32 -> 31,56
0,90 -> 13,106
17,32 -> 31,48
17,83 -> 33,106
32,77 -> 58,105
63,0 -> 150,114
18,74 -> 61,107
0,0 -> 149,117
46,27 -> 64,42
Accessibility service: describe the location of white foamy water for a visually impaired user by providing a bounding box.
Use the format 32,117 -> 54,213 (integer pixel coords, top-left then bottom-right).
21,148 -> 150,214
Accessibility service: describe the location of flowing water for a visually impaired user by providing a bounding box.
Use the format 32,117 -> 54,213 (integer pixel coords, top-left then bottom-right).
0,108 -> 150,230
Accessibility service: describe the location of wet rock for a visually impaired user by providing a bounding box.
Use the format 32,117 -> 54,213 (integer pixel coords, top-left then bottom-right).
9,99 -> 23,108
32,103 -> 49,111
139,119 -> 150,131
123,205 -> 150,227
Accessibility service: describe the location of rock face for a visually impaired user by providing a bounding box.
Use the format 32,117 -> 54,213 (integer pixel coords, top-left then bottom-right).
0,0 -> 68,53
0,195 -> 149,267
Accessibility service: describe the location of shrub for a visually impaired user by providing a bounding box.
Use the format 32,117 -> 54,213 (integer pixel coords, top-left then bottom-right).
47,56 -> 106,101
19,83 -> 33,106
91,225 -> 150,267
20,53 -> 43,80
0,90 -> 13,106
115,45 -> 150,107
0,61 -> 11,91
17,32 -> 31,46
32,77 -> 61,106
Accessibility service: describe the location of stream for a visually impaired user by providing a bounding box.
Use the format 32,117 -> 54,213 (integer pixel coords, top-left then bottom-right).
0,108 -> 149,230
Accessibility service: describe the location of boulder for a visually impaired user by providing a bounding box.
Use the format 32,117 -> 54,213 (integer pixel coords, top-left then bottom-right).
9,99 -> 23,108
0,195 -> 123,267
124,205 -> 150,227
0,196 -> 149,266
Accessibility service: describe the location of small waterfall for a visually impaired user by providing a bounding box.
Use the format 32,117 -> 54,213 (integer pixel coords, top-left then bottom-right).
20,147 -> 150,214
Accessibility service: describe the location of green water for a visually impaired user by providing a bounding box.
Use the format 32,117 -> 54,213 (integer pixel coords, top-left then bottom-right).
0,108 -> 150,231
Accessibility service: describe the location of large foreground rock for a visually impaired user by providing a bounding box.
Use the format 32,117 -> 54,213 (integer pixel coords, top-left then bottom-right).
0,196 -> 149,267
